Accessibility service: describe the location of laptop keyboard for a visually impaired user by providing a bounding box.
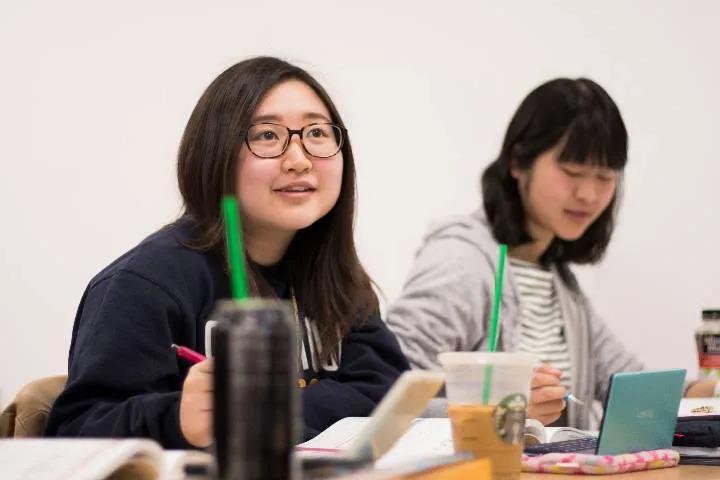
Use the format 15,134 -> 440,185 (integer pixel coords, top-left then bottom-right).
524,436 -> 598,455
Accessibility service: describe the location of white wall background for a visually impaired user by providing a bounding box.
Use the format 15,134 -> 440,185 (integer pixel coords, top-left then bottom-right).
1,0 -> 719,406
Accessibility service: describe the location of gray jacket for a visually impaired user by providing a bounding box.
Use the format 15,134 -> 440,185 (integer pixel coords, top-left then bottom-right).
387,209 -> 644,429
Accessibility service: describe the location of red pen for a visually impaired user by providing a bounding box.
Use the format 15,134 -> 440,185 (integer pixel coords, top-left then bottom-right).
171,344 -> 206,364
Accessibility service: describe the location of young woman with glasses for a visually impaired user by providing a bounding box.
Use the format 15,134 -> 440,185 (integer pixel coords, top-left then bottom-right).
46,56 -> 409,447
387,78 -> 644,429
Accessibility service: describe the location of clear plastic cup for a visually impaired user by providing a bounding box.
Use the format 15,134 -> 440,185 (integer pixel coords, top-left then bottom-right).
438,352 -> 536,480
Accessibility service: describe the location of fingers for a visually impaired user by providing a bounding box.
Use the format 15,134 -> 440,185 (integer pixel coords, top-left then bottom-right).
531,385 -> 566,404
534,363 -> 562,378
195,393 -> 214,412
531,372 -> 563,389
528,395 -> 565,426
180,361 -> 214,447
528,380 -> 567,426
531,364 -> 563,390
193,358 -> 214,374
185,360 -> 214,392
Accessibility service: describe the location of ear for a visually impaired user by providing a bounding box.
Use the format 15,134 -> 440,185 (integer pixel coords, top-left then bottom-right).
509,157 -> 522,180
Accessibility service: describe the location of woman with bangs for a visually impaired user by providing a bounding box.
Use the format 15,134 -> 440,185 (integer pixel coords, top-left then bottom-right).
387,78 -> 644,429
45,56 -> 409,448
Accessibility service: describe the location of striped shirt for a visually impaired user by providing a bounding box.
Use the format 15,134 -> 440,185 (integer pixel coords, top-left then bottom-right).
509,258 -> 572,388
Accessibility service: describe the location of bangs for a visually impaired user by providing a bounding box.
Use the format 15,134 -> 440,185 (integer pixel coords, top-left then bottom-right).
557,79 -> 628,170
558,111 -> 627,170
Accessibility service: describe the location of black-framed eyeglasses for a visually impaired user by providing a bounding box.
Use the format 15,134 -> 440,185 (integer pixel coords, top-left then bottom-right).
244,122 -> 346,159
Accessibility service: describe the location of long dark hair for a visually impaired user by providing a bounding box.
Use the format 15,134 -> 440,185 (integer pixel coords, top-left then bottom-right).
176,56 -> 376,360
481,78 -> 628,288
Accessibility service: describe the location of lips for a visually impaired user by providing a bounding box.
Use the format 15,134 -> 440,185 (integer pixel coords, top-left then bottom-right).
563,209 -> 592,220
273,181 -> 317,193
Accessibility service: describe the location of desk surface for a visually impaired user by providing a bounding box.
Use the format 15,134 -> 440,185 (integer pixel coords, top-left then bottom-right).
521,465 -> 720,480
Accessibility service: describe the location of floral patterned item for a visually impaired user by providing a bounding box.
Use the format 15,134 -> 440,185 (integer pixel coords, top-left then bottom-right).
522,449 -> 679,475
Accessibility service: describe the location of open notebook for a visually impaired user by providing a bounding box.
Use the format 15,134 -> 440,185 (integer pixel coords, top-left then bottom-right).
298,417 -> 454,469
0,438 -> 212,480
523,418 -> 594,445
298,417 -> 582,469
297,370 -> 457,476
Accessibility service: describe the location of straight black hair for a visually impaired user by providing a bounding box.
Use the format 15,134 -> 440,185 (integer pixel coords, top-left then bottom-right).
482,78 -> 628,288
176,56 -> 376,361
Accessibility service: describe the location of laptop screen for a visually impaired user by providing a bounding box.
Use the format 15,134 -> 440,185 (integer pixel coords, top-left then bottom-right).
596,369 -> 686,455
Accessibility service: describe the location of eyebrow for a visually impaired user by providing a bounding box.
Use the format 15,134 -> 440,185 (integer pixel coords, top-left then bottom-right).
251,112 -> 332,123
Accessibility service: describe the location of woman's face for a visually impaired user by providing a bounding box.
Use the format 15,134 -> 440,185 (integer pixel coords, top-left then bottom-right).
512,141 -> 618,242
236,79 -> 343,238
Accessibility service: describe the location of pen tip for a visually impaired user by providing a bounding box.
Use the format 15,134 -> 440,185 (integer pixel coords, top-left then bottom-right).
170,344 -> 179,350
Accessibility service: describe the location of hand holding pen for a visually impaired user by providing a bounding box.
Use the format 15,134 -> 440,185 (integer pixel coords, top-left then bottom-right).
533,363 -> 586,408
528,363 -> 581,425
172,344 -> 213,448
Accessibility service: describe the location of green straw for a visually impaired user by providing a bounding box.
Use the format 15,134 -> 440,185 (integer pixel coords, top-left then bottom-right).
482,244 -> 508,405
487,244 -> 507,352
222,196 -> 249,300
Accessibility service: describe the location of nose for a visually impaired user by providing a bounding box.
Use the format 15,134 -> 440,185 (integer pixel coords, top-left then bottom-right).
575,178 -> 598,204
281,134 -> 312,174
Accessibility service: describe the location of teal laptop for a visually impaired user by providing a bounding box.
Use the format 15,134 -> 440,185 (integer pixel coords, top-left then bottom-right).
525,369 -> 686,456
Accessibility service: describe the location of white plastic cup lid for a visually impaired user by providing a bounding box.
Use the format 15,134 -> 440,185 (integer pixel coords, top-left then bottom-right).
438,351 -> 537,369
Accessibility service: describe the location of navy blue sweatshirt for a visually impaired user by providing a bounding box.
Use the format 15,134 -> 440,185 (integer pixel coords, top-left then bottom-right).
45,219 -> 409,447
